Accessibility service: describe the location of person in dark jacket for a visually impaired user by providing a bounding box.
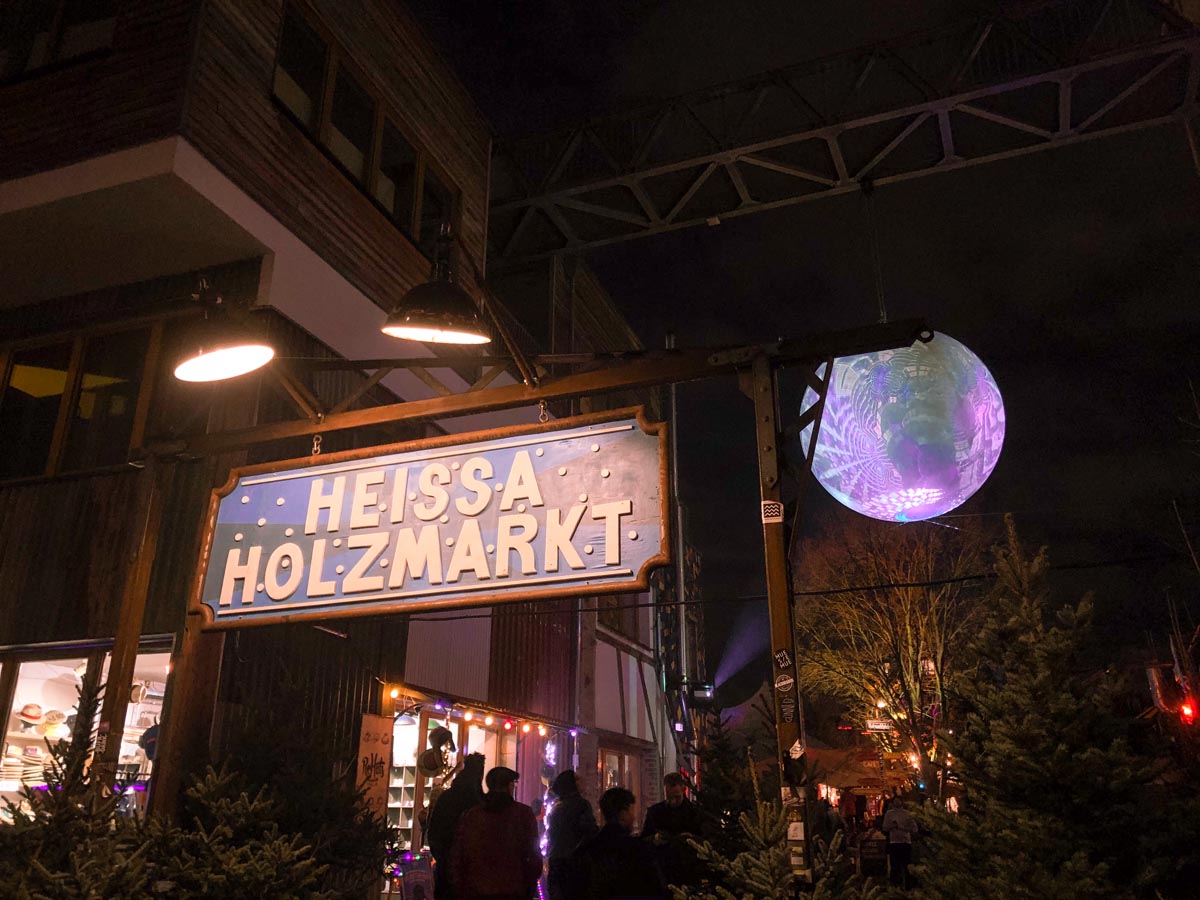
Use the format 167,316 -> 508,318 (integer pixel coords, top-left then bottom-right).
452,766 -> 542,900
546,770 -> 598,900
574,787 -> 665,900
427,752 -> 486,899
640,772 -> 702,840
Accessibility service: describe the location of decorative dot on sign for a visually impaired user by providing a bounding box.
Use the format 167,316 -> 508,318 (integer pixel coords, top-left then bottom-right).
280,558 -> 290,569
284,528 -> 294,537
579,494 -> 588,502
276,498 -> 285,506
486,545 -> 495,553
496,482 -> 504,491
379,502 -> 387,512
257,518 -> 266,527
408,492 -> 417,501
336,565 -> 345,575
628,531 -> 638,540
535,448 -> 544,457
446,538 -> 455,547
518,504 -> 526,513
240,496 -> 249,504
379,558 -> 389,568
584,545 -> 593,555
256,583 -> 264,592
558,467 -> 567,476
234,533 -> 243,542
451,462 -> 460,470
591,444 -> 599,452
333,539 -> 342,548
601,469 -> 610,478
440,515 -> 449,524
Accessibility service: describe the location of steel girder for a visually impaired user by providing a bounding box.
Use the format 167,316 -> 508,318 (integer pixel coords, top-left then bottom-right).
490,0 -> 1199,264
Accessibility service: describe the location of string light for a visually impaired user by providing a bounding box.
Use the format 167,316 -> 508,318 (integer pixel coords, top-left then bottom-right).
522,723 -> 532,734
485,715 -> 495,726
390,688 -> 400,699
503,719 -> 514,731
464,711 -> 474,722
537,724 -> 547,737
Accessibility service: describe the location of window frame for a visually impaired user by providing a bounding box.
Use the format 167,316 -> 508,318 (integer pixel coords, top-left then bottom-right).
0,0 -> 118,85
0,321 -> 163,483
271,2 -> 461,259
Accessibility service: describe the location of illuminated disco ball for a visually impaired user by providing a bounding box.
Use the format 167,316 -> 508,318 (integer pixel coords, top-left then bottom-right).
800,332 -> 1005,522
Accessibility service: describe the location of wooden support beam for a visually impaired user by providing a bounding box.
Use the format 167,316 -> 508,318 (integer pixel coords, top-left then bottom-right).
150,320 -> 927,457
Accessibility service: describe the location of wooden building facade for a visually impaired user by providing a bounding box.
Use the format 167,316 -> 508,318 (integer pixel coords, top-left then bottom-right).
0,0 -> 673,850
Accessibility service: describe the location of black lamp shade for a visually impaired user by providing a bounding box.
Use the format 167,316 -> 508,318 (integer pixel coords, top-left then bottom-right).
381,279 -> 491,344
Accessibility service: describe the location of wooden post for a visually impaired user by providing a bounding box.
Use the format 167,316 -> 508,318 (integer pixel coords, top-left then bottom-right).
747,354 -> 808,881
146,606 -> 225,819
93,456 -> 164,793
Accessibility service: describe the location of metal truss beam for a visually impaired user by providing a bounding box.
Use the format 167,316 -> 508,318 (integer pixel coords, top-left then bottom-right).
490,0 -> 1199,263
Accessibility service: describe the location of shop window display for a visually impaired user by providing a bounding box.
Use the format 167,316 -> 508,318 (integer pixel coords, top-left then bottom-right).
0,647 -> 170,822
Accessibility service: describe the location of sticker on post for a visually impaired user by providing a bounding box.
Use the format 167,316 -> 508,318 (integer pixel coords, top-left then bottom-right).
789,739 -> 805,759
780,695 -> 796,722
774,648 -> 793,669
774,673 -> 795,693
761,500 -> 784,523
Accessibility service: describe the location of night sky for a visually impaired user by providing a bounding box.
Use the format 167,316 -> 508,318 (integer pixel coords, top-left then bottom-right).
410,1 -> 1200,705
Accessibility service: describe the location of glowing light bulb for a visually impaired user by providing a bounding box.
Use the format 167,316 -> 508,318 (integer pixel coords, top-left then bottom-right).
522,723 -> 531,734
537,724 -> 547,737
464,711 -> 474,722
485,715 -> 495,726
503,719 -> 513,731
390,688 -> 400,699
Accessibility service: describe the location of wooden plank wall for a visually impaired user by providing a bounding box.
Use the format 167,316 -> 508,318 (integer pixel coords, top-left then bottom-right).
0,1 -> 198,180
182,0 -> 492,318
488,598 -> 576,724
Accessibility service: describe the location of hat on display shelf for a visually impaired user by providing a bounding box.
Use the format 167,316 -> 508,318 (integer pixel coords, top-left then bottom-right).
16,704 -> 43,726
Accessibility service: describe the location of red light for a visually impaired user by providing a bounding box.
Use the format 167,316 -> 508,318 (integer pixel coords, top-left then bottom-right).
503,719 -> 513,731
1181,701 -> 1195,725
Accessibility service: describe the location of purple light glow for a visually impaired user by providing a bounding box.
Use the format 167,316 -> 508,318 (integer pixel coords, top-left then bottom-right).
801,333 -> 1005,522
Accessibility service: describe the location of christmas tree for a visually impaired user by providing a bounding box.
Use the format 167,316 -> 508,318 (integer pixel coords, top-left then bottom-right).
915,519 -> 1200,899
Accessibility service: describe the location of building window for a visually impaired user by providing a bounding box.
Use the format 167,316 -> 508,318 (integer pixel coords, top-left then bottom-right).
0,0 -> 117,82
271,4 -> 459,257
0,341 -> 74,479
0,643 -> 170,822
272,4 -> 327,129
375,120 -> 418,231
0,325 -> 156,481
327,65 -> 374,183
599,746 -> 642,807
418,165 -> 454,255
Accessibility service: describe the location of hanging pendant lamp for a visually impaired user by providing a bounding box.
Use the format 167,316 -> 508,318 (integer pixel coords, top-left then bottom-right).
381,227 -> 491,344
173,313 -> 276,383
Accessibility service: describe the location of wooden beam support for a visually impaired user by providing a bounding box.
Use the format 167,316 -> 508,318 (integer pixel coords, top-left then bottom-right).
151,319 -> 927,457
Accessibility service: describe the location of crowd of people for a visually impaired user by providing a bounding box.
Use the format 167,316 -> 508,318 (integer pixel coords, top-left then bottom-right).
426,754 -> 701,900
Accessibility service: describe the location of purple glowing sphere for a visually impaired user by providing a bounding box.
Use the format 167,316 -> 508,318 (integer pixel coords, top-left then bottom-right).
801,332 -> 1005,522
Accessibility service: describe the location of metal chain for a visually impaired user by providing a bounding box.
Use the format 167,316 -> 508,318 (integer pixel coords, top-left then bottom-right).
312,434 -> 322,456
538,400 -> 549,424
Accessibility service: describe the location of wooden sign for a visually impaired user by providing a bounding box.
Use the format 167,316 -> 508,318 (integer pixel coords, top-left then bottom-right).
357,713 -> 393,820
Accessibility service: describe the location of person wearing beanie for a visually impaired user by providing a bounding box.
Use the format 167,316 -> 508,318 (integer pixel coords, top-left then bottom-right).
452,766 -> 542,900
546,770 -> 598,900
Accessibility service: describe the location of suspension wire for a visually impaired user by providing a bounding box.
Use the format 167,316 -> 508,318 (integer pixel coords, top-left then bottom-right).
861,179 -> 888,325
402,551 -> 1185,623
